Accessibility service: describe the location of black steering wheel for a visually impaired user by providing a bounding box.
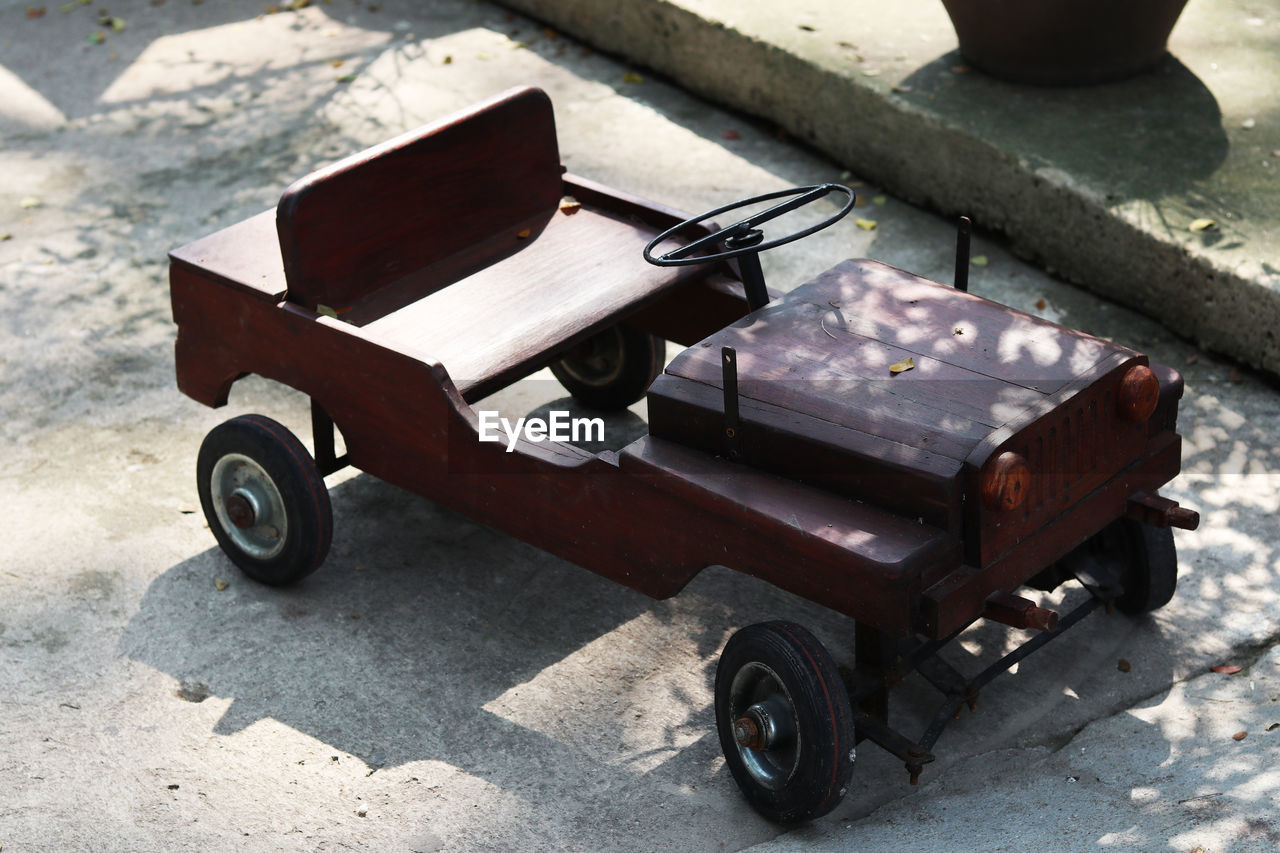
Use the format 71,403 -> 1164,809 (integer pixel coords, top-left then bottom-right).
642,183 -> 856,267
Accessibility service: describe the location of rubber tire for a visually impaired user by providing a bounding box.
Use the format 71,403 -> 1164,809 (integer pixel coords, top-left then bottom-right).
549,325 -> 664,411
1112,519 -> 1178,614
715,622 -> 855,823
196,414 -> 332,586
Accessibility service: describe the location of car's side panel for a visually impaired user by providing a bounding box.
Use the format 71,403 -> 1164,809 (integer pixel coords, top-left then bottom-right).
172,266 -> 953,637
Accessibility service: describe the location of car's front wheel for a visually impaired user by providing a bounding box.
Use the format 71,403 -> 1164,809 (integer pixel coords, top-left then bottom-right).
715,621 -> 855,823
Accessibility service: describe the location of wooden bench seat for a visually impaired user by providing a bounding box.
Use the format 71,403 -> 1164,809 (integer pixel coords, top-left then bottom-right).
359,201 -> 704,401
172,86 -> 718,403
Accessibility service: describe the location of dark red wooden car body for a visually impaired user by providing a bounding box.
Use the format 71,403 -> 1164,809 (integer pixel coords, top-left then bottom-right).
170,86 -> 1191,642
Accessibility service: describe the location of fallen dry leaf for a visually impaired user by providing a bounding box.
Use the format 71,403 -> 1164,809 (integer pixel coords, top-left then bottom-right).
1267,723 -> 1279,732
854,217 -> 877,231
330,59 -> 344,67
1189,218 -> 1217,232
1212,664 -> 1243,674
214,578 -> 229,591
622,71 -> 644,84
558,196 -> 581,215
952,64 -> 971,73
970,255 -> 989,267
26,6 -> 46,18
516,228 -> 532,239
1035,298 -> 1047,310
889,357 -> 915,374
872,195 -> 887,206
1232,731 -> 1247,741
1117,658 -> 1131,673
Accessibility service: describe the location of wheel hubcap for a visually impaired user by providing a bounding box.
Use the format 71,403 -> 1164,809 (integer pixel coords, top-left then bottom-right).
556,328 -> 626,388
728,663 -> 800,790
210,453 -> 287,560
224,493 -> 256,529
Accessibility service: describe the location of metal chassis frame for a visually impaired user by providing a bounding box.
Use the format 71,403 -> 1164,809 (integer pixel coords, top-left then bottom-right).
848,585 -> 1106,784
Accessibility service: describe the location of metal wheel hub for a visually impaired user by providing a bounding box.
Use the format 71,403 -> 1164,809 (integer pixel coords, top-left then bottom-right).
734,699 -> 791,750
728,662 -> 800,791
209,453 -> 287,560
556,328 -> 625,388
224,492 -> 257,529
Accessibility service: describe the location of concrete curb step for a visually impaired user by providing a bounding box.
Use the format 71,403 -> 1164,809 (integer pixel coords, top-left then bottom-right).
499,0 -> 1280,378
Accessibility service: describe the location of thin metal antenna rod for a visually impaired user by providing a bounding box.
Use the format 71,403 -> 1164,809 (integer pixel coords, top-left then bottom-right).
721,347 -> 741,459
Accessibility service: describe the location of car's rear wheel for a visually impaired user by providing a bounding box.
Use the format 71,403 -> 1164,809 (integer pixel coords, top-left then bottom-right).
550,325 -> 663,411
197,414 -> 332,585
715,621 -> 855,823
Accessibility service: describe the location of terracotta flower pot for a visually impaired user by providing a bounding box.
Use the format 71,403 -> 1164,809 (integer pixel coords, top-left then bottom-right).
940,0 -> 1190,85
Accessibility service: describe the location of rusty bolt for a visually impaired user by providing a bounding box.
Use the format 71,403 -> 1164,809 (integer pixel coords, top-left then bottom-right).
733,715 -> 764,750
225,493 -> 255,529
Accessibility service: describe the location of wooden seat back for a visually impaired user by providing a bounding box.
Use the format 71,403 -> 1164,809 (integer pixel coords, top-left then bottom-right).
276,86 -> 562,312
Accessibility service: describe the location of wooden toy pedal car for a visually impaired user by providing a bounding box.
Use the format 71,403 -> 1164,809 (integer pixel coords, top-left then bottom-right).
169,87 -> 1199,823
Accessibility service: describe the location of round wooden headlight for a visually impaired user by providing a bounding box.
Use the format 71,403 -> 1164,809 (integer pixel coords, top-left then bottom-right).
1117,364 -> 1159,422
981,451 -> 1029,512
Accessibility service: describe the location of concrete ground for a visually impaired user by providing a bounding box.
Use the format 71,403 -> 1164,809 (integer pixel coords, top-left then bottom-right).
1,1 -> 1277,851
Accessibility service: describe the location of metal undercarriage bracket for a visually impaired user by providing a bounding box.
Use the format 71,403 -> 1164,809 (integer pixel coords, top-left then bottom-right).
847,589 -> 1105,785
310,400 -> 350,476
